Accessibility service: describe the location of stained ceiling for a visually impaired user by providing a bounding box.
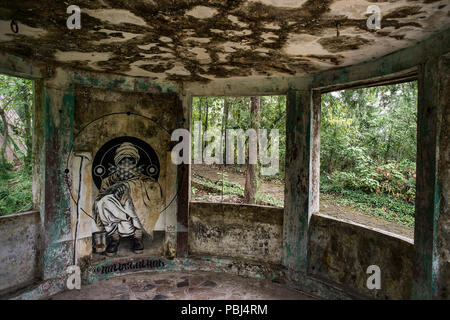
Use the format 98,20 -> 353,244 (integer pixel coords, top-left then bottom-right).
0,0 -> 449,82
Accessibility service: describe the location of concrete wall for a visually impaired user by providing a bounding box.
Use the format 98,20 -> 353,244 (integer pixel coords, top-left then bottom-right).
188,202 -> 416,299
0,30 -> 448,300
436,53 -> 450,299
70,85 -> 180,261
308,213 -> 414,299
189,202 -> 283,264
0,211 -> 41,294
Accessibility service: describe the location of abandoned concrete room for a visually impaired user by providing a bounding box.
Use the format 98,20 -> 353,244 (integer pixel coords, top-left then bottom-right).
0,0 -> 448,302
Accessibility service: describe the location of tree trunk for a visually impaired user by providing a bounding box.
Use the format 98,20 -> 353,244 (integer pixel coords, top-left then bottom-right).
0,107 -> 8,162
203,98 -> 209,151
222,98 -> 230,165
23,100 -> 32,171
244,96 -> 261,204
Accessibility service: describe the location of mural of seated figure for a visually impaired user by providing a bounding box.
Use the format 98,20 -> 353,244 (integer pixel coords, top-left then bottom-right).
93,142 -> 163,256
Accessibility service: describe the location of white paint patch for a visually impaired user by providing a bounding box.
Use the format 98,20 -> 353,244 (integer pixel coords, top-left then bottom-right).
128,61 -> 165,78
0,20 -> 47,41
227,30 -> 252,37
217,52 -> 229,62
159,47 -> 173,52
228,15 -> 248,27
283,33 -> 328,56
184,37 -> 211,43
183,29 -> 197,36
248,0 -> 308,8
160,36 -> 173,43
84,9 -> 147,26
211,29 -> 224,33
221,41 -> 251,53
54,50 -> 111,62
326,0 -> 374,20
186,6 -> 218,19
166,64 -> 191,76
264,22 -> 281,30
189,47 -> 211,64
137,43 -> 158,50
261,32 -> 278,43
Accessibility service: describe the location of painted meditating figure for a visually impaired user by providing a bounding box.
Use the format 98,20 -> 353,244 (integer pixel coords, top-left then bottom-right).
93,141 -> 162,256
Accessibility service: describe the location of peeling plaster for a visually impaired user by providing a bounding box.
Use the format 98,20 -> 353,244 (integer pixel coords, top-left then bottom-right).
0,1 -> 448,81
185,6 -> 218,19
84,9 -> 147,26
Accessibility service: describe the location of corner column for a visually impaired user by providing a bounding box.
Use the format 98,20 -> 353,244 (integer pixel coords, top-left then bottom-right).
175,93 -> 190,258
41,82 -> 75,280
413,54 -> 449,299
282,89 -> 313,272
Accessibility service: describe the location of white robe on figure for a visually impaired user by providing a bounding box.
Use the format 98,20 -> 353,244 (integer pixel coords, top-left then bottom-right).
93,142 -> 163,237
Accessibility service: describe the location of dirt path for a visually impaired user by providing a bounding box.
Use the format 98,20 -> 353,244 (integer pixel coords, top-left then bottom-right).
191,165 -> 414,240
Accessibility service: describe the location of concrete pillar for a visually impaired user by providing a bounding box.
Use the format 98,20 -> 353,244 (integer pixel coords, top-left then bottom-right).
282,89 -> 313,272
40,83 -> 75,280
175,94 -> 190,258
310,91 -> 321,214
32,80 -> 43,211
413,54 -> 450,299
436,54 -> 450,299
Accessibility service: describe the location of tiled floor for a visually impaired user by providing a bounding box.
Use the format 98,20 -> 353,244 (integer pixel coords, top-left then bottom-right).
49,271 -> 316,300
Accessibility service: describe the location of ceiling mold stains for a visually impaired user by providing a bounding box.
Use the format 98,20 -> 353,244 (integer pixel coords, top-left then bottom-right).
318,35 -> 373,53
383,6 -> 425,19
247,0 -> 309,8
0,0 -> 448,81
84,9 -> 148,26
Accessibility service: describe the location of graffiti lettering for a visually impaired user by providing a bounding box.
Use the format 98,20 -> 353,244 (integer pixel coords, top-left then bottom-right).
95,259 -> 165,275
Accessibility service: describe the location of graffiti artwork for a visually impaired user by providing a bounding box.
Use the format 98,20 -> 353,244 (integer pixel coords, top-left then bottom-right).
94,258 -> 165,275
92,137 -> 163,256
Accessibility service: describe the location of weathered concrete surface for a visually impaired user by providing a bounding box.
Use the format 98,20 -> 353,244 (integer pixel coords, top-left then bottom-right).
0,211 -> 41,295
189,202 -> 283,264
312,28 -> 450,91
0,21 -> 449,301
282,89 -> 312,272
411,53 -> 450,299
436,53 -> 450,299
71,85 -> 180,260
1,1 -> 449,81
308,213 -> 414,299
40,80 -> 74,281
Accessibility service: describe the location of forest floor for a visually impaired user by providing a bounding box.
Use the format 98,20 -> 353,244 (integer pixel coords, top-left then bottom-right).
191,165 -> 414,240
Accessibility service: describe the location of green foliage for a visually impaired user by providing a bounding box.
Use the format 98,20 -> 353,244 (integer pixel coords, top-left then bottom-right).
324,159 -> 416,203
321,81 -> 418,204
0,74 -> 33,165
320,183 -> 414,226
191,83 -> 418,227
0,168 -> 32,216
192,96 -> 286,178
319,81 -> 417,227
0,74 -> 33,215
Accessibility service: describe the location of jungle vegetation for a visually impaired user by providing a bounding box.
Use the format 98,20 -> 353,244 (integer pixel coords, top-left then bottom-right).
0,74 -> 33,216
0,72 -> 418,228
191,81 -> 417,227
